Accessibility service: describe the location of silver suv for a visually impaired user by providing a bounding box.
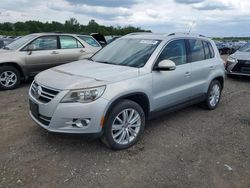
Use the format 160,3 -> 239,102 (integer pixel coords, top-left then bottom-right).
29,33 -> 225,150
0,33 -> 101,90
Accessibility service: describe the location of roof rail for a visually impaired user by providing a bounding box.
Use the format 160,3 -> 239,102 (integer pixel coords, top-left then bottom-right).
126,32 -> 152,36
167,32 -> 206,37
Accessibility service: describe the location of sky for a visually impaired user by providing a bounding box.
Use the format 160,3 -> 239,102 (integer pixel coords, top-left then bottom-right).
0,0 -> 250,37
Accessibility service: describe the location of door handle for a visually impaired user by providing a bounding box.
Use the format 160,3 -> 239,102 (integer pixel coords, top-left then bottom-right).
51,51 -> 59,55
80,49 -> 85,53
184,72 -> 191,77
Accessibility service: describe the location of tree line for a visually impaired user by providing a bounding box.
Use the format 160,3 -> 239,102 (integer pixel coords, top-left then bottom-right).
0,18 -> 151,36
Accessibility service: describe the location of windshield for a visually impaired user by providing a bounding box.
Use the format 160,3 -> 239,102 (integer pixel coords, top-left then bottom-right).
91,38 -> 161,68
238,42 -> 250,52
5,34 -> 37,50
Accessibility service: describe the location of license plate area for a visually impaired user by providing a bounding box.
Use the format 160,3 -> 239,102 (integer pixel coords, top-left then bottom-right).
29,100 -> 39,119
241,67 -> 250,74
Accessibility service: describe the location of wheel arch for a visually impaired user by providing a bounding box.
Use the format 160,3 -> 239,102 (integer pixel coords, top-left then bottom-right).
213,76 -> 224,89
0,62 -> 26,79
103,92 -> 151,124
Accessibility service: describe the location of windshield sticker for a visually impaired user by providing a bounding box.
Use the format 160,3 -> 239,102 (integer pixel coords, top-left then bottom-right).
140,40 -> 158,45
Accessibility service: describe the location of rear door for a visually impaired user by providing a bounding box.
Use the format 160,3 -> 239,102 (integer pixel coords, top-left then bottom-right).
187,39 -> 215,94
57,35 -> 87,63
152,39 -> 193,110
25,35 -> 60,75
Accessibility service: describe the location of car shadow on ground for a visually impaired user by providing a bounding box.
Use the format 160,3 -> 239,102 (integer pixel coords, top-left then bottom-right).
32,104 -> 200,153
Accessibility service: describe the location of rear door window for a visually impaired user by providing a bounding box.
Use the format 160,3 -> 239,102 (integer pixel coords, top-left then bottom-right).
188,39 -> 205,62
59,36 -> 83,49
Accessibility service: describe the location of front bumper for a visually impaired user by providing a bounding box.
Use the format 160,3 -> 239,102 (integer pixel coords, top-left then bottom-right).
226,60 -> 250,76
28,85 -> 109,134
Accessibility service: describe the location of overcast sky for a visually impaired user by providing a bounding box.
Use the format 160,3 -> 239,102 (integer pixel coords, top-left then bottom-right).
0,0 -> 250,37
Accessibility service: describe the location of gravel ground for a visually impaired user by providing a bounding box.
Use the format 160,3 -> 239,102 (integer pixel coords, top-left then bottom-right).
0,64 -> 249,187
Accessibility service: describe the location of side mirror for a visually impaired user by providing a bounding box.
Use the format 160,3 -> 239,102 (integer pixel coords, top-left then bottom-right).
27,44 -> 34,55
155,60 -> 176,71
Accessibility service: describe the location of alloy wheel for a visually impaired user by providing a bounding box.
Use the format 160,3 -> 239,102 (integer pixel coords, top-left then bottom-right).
209,84 -> 220,107
111,108 -> 141,145
0,71 -> 17,88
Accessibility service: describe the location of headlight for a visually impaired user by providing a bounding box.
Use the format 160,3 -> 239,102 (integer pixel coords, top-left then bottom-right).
61,86 -> 106,103
227,56 -> 237,63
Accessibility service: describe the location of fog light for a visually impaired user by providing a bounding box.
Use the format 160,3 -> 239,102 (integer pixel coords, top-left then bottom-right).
74,118 -> 90,128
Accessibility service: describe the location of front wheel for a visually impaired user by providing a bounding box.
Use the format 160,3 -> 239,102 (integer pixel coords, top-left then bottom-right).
0,66 -> 21,90
101,100 -> 145,150
202,80 -> 222,110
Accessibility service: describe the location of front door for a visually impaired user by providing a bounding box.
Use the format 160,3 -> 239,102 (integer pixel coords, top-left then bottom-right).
25,35 -> 60,75
152,39 -> 193,111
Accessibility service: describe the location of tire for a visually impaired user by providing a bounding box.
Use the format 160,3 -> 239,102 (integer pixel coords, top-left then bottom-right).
101,99 -> 145,150
0,66 -> 21,90
201,80 -> 222,110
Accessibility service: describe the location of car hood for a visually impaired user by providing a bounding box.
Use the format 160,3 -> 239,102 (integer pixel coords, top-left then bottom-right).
0,49 -> 20,62
0,49 -> 16,55
232,51 -> 250,60
35,60 -> 140,90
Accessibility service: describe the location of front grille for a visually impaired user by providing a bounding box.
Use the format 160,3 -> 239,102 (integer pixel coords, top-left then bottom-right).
242,67 -> 250,74
31,82 -> 60,103
232,60 -> 250,74
29,100 -> 52,126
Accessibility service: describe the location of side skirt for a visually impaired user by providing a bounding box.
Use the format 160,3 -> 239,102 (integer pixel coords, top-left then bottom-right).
148,94 -> 206,120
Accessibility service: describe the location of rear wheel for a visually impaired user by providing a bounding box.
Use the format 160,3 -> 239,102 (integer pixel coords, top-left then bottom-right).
0,66 -> 21,90
201,80 -> 222,110
101,100 -> 145,150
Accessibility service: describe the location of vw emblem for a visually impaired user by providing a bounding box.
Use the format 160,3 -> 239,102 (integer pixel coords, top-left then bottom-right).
34,85 -> 42,98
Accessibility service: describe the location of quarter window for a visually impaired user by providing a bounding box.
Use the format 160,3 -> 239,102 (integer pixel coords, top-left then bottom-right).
157,39 -> 187,66
188,39 -> 205,62
208,42 -> 215,58
203,41 -> 211,59
78,35 -> 100,47
59,36 -> 83,49
30,36 -> 58,50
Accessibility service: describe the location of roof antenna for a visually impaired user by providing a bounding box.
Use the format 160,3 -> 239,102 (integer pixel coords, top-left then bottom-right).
188,21 -> 195,34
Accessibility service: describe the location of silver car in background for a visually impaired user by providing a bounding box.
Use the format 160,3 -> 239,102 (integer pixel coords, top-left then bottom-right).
0,33 -> 101,90
226,42 -> 250,76
29,33 -> 225,150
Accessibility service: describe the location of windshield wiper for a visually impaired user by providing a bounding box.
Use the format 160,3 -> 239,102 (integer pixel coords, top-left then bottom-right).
96,61 -> 117,65
88,57 -> 93,61
3,46 -> 9,50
